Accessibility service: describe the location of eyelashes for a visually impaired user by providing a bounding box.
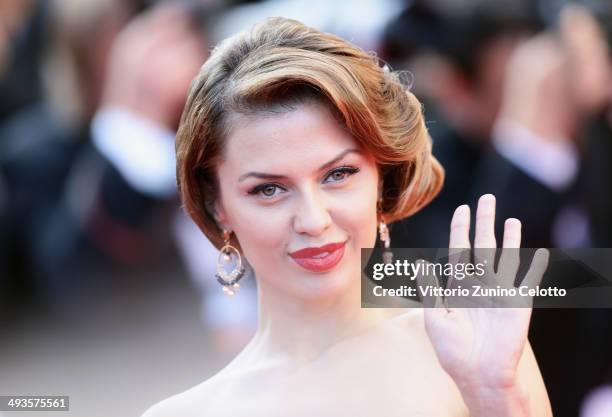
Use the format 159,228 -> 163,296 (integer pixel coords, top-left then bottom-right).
249,183 -> 283,199
247,166 -> 360,199
325,166 -> 360,183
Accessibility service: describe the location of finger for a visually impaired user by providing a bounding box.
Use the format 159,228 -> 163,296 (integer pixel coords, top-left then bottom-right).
498,218 -> 521,288
475,194 -> 497,248
502,218 -> 521,249
449,204 -> 471,249
449,205 -> 471,272
521,248 -> 550,290
474,194 -> 496,270
519,248 -> 550,308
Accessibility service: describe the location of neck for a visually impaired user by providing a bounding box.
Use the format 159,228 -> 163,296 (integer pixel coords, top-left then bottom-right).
240,274 -> 396,366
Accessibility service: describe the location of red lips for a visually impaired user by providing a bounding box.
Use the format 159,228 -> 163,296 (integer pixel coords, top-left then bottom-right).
289,241 -> 346,258
288,241 -> 347,272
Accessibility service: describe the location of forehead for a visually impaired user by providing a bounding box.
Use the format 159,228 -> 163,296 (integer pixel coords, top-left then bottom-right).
221,102 -> 360,169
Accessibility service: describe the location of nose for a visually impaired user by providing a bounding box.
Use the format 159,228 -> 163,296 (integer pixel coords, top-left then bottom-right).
292,188 -> 332,236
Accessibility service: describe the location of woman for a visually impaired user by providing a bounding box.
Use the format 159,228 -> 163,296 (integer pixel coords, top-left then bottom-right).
144,17 -> 552,416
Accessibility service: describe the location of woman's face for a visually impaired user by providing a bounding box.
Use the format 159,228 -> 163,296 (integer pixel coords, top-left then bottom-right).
214,101 -> 380,300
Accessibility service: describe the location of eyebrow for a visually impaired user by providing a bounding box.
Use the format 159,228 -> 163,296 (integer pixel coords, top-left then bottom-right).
238,148 -> 362,183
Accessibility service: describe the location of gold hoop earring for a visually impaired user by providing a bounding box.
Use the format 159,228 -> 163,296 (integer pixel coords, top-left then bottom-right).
377,200 -> 393,264
215,229 -> 245,296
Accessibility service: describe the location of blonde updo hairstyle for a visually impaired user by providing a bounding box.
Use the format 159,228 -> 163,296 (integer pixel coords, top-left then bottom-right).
176,17 -> 444,251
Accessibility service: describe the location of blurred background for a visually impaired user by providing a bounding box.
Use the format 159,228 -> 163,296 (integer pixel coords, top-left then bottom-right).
0,0 -> 611,416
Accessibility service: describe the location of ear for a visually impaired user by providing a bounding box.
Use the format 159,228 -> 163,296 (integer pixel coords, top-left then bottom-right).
212,200 -> 231,231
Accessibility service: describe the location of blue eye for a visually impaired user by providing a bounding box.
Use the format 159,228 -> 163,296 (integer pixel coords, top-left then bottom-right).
323,166 -> 360,183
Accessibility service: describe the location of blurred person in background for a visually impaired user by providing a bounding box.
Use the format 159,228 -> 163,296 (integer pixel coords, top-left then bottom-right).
480,5 -> 612,417
0,0 -> 133,318
0,0 -> 224,335
479,2 -> 611,248
382,0 -> 541,248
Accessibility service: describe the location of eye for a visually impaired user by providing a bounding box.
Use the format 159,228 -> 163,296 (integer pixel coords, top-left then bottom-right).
248,183 -> 286,199
323,166 -> 360,183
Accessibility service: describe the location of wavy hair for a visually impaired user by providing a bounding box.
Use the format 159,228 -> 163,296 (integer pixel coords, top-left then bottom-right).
176,17 -> 444,250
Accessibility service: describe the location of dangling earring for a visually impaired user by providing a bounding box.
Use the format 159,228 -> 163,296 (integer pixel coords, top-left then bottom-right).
377,199 -> 393,264
215,229 -> 245,296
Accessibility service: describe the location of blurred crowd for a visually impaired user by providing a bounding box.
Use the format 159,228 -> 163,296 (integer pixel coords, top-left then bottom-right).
1,1 -> 611,416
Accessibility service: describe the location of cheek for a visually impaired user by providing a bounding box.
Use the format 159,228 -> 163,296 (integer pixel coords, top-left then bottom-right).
334,182 -> 379,248
222,195 -> 289,265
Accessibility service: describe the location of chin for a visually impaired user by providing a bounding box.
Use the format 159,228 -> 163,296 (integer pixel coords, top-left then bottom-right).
286,262 -> 360,302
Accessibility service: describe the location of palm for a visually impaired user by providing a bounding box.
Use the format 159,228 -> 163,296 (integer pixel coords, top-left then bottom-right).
421,195 -> 548,391
426,306 -> 531,390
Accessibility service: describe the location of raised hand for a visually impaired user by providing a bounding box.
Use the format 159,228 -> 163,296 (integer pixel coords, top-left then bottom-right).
417,194 -> 549,416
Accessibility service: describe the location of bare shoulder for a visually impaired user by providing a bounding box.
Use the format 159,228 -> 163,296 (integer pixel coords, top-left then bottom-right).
141,395 -> 184,417
385,308 -> 428,337
140,376 -> 224,417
